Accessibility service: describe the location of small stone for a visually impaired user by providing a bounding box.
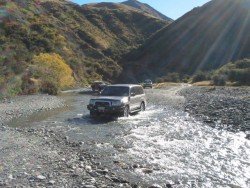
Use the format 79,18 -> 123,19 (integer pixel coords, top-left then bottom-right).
0,180 -> 6,186
88,177 -> 96,183
79,156 -> 85,161
37,165 -> 42,169
48,180 -> 55,185
132,164 -> 139,168
111,177 -> 128,183
149,184 -> 162,188
89,171 -> 99,177
79,163 -> 85,168
166,184 -> 172,188
96,168 -> 108,175
142,168 -> 153,174
82,185 -> 96,188
85,165 -> 92,171
36,175 -> 46,180
8,174 -> 13,179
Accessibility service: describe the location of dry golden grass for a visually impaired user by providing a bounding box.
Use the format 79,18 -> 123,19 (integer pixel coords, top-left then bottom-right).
154,82 -> 185,88
192,81 -> 212,86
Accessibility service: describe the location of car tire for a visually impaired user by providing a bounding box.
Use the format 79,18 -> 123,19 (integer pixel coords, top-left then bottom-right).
140,102 -> 146,111
90,111 -> 98,118
123,106 -> 129,117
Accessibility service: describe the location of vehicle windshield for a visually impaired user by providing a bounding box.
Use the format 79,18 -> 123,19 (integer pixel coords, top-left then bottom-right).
145,80 -> 152,83
101,86 -> 129,97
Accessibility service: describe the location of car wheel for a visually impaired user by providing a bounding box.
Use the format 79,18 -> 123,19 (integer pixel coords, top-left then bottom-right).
90,111 -> 98,118
140,102 -> 146,111
123,106 -> 129,117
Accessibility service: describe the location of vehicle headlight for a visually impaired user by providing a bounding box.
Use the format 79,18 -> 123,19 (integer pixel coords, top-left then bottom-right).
89,99 -> 95,105
112,100 -> 122,106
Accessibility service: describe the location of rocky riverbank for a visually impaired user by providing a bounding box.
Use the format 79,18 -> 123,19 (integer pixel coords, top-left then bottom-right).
1,87 -> 249,187
0,94 -> 134,187
179,86 -> 250,134
0,95 -> 64,126
0,126 -> 132,187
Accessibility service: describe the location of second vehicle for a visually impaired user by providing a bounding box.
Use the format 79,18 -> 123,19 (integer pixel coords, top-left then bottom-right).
143,79 -> 153,89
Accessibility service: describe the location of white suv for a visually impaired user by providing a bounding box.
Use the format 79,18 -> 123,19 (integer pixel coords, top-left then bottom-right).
87,84 -> 146,117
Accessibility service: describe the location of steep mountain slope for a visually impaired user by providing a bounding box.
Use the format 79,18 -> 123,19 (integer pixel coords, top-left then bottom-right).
0,0 -> 168,94
121,0 -> 173,22
121,0 -> 250,82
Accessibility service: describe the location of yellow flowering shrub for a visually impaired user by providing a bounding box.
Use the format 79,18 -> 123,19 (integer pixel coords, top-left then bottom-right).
33,53 -> 75,89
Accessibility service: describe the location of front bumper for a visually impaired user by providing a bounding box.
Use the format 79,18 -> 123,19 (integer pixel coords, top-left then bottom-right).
87,104 -> 125,116
143,84 -> 152,87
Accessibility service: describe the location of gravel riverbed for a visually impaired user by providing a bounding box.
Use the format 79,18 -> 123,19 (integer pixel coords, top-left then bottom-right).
0,95 -> 64,126
0,87 -> 249,187
0,94 -> 134,187
179,86 -> 250,133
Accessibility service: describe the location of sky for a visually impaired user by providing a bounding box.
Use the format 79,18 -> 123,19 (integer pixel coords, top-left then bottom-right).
71,0 -> 211,20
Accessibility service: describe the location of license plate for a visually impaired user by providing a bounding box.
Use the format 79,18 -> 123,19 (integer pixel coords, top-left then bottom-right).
98,107 -> 105,111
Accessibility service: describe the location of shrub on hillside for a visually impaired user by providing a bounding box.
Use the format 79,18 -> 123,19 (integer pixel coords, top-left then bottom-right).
155,77 -> 163,83
212,74 -> 226,86
165,73 -> 180,82
228,69 -> 250,85
6,76 -> 22,96
192,71 -> 208,83
156,72 -> 180,83
33,53 -> 75,87
182,75 -> 190,83
29,53 -> 75,94
21,74 -> 40,94
40,80 -> 59,95
212,59 -> 250,86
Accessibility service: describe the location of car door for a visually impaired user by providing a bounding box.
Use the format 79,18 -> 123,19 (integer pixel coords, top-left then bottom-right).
130,87 -> 141,111
136,86 -> 145,108
130,87 -> 138,111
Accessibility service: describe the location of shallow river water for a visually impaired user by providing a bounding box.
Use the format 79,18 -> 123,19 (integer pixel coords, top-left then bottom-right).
9,88 -> 250,187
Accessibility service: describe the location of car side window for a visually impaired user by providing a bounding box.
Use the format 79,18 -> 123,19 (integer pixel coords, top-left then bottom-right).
138,87 -> 144,95
130,87 -> 136,96
135,87 -> 140,95
130,86 -> 144,96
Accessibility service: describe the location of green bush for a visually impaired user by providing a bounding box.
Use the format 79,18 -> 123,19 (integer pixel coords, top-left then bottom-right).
6,76 -> 22,96
155,77 -> 164,83
192,71 -> 208,83
229,69 -> 250,85
21,74 -> 40,94
156,72 -> 180,83
40,80 -> 59,95
182,75 -> 190,83
165,73 -> 180,82
212,59 -> 250,86
212,75 -> 226,86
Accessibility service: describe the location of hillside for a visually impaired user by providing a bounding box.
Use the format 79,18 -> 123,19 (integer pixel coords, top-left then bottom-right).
212,58 -> 250,86
120,0 -> 250,82
121,0 -> 173,22
0,0 -> 169,96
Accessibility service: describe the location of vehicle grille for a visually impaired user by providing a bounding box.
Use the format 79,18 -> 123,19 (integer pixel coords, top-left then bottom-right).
95,101 -> 110,107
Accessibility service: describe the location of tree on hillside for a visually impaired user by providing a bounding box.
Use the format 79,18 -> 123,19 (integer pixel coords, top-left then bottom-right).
25,53 -> 75,94
33,53 -> 74,87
